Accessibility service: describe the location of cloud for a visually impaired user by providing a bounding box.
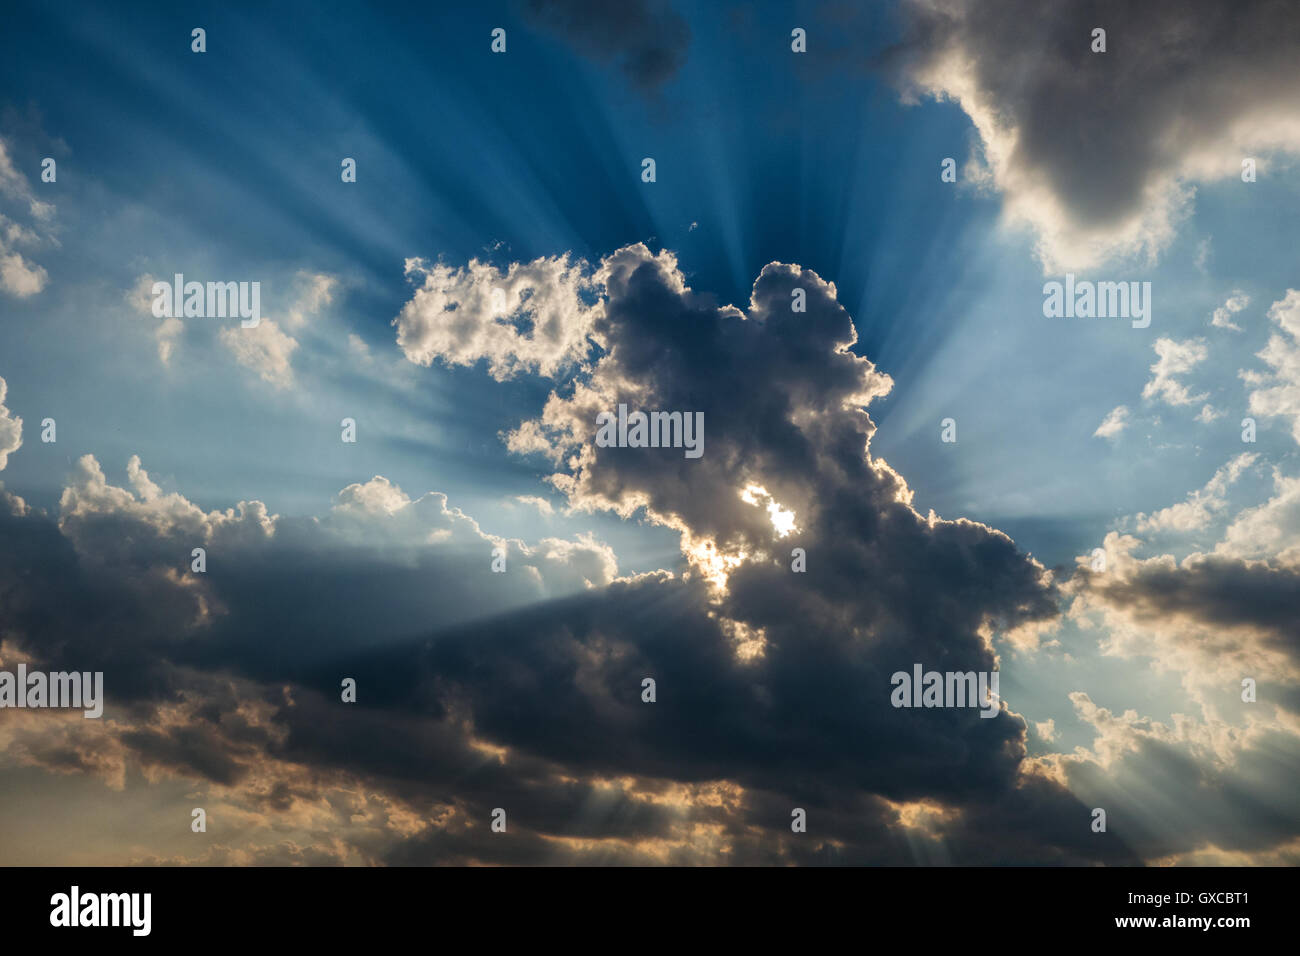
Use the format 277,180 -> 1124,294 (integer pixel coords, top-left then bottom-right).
126,274 -> 185,365
0,138 -> 53,297
217,275 -> 340,386
1036,692 -> 1300,862
0,450 -> 641,860
1194,237 -> 1212,274
393,253 -> 603,380
512,495 -> 556,516
520,0 -> 690,93
373,242 -> 1131,863
1134,453 -> 1257,533
284,272 -> 337,331
1051,525 -> 1300,866
1056,316 -> 1300,856
127,271 -> 338,382
1062,436 -> 1300,757
0,375 -> 21,471
1093,404 -> 1128,439
18,245 -> 1300,866
889,0 -> 1300,271
219,320 -> 299,388
1142,337 -> 1209,407
1211,290 -> 1250,331
347,333 -> 371,362
1218,470 -> 1300,565
1073,532 -> 1300,683
1243,289 -> 1300,445
0,250 -> 46,296
1,245 -> 1148,865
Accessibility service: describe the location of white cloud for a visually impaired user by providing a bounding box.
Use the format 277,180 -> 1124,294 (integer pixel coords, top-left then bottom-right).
1211,290 -> 1250,331
59,453 -> 275,547
1093,405 -> 1129,439
1134,453 -> 1257,533
1218,469 -> 1300,564
0,251 -> 47,297
512,495 -> 555,516
1243,289 -> 1300,445
156,318 -> 183,366
130,271 -> 339,380
393,253 -> 604,380
56,459 -> 619,605
0,375 -> 22,470
325,476 -> 619,590
126,275 -> 184,366
1142,337 -> 1209,407
0,139 -> 53,297
220,320 -> 298,388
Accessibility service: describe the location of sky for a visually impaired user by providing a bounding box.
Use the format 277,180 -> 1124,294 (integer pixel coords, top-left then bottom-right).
0,0 -> 1298,865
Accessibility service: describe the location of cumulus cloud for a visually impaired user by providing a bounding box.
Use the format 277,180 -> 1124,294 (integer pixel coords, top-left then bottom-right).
1218,469 -> 1300,565
0,447 -> 644,861
1049,440 -> 1300,865
1072,519 -> 1300,690
14,242 -> 1300,866
0,375 -> 21,470
1055,526 -> 1300,865
1,245 -> 1145,865
889,0 -> 1300,271
0,138 -> 53,297
393,253 -> 603,380
372,242 -> 1130,863
1211,290 -> 1250,331
1243,289 -> 1300,445
1048,275 -> 1300,857
1142,337 -> 1209,407
0,249 -> 46,296
1134,453 -> 1258,534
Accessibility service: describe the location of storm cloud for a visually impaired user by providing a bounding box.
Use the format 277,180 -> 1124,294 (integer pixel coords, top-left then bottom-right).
888,0 -> 1300,270
0,244 -> 1144,864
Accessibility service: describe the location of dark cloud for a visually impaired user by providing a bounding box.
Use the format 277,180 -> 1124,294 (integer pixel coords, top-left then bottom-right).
1082,554 -> 1300,663
0,244 -> 1172,864
885,0 -> 1300,268
520,0 -> 690,93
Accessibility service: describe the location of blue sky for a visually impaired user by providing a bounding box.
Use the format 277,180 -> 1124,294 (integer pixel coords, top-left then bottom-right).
1,0 -> 1299,865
